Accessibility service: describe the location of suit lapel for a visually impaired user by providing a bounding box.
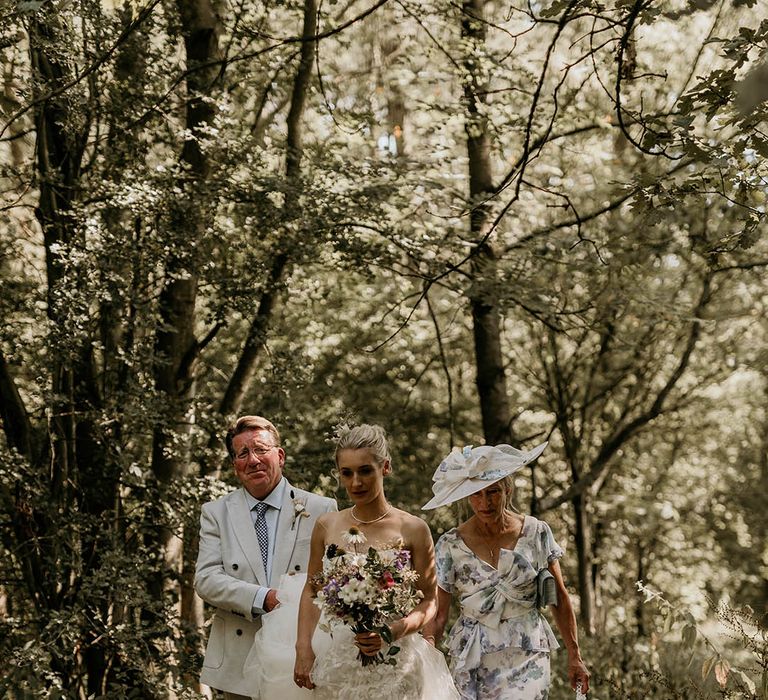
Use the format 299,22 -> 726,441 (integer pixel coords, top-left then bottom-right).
270,482 -> 300,586
228,488 -> 268,585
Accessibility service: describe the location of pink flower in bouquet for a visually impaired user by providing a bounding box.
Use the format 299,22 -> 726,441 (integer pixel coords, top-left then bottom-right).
381,571 -> 396,589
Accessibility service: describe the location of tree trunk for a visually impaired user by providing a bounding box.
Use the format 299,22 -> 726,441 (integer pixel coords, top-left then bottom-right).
461,0 -> 513,445
101,4 -> 149,405
376,13 -> 406,158
572,492 -> 596,635
214,254 -> 290,435
759,375 -> 768,616
206,0 -> 318,456
0,349 -> 32,458
152,0 -> 222,489
148,1 -> 222,691
636,544 -> 646,637
27,8 -> 118,692
471,270 -> 513,444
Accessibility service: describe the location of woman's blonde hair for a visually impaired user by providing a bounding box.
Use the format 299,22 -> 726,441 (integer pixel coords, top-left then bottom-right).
496,476 -> 515,506
334,423 -> 391,466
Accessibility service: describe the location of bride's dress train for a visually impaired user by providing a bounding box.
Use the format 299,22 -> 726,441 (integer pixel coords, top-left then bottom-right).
243,570 -> 458,700
243,573 -> 328,700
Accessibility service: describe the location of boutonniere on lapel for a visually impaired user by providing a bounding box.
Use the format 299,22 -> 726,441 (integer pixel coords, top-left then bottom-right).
290,490 -> 310,530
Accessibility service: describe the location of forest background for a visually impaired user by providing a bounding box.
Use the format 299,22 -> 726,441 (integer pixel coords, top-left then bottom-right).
1,0 -> 767,697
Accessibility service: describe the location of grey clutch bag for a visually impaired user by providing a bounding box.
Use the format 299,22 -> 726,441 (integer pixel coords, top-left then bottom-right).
536,568 -> 557,608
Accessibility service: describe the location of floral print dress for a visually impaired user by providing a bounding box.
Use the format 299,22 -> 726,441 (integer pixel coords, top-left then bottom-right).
435,516 -> 564,700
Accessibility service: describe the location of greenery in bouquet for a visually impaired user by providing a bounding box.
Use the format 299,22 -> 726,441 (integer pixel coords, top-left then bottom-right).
313,528 -> 423,667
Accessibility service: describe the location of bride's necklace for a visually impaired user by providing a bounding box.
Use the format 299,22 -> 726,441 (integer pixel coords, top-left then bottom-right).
350,503 -> 392,524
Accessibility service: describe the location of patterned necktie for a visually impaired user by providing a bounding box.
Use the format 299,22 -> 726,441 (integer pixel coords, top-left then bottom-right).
253,502 -> 270,573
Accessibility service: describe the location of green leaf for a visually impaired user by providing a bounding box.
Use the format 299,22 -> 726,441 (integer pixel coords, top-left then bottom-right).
681,623 -> 697,650
16,1 -> 45,12
539,0 -> 575,19
662,610 -> 675,634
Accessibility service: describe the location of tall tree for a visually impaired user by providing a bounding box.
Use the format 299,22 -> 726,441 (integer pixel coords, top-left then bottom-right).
461,0 -> 514,445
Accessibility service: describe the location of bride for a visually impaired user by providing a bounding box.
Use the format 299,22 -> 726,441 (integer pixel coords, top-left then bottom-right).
289,424 -> 459,699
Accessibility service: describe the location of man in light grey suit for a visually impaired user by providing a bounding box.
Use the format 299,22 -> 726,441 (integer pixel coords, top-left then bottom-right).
195,415 -> 337,700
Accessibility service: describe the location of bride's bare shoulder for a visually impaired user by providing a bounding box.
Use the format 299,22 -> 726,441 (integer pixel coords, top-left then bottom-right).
394,508 -> 431,539
317,509 -> 366,546
316,509 -> 350,530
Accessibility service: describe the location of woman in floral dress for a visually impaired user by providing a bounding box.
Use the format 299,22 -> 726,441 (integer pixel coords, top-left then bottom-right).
422,444 -> 590,699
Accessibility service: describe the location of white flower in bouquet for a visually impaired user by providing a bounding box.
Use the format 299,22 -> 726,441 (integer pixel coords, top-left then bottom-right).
338,577 -> 374,605
343,526 -> 367,547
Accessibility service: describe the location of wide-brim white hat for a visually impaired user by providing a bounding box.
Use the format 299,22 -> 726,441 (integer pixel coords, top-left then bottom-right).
421,441 -> 548,510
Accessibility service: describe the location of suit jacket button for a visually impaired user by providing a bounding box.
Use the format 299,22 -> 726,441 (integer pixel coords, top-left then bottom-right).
232,564 -> 239,570
295,565 -> 301,571
236,629 -> 243,636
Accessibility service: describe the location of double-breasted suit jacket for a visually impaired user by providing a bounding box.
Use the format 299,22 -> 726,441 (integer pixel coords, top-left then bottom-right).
195,481 -> 336,696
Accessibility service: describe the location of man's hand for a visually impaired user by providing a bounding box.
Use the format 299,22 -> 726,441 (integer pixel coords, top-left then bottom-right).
264,588 -> 280,612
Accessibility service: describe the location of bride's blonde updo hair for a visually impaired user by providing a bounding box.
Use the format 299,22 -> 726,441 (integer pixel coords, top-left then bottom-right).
334,423 -> 392,467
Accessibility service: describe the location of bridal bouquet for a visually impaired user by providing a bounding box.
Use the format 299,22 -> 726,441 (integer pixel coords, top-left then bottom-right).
313,528 -> 423,667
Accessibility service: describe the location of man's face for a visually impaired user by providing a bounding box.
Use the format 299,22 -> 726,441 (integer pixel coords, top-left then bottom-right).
231,429 -> 285,499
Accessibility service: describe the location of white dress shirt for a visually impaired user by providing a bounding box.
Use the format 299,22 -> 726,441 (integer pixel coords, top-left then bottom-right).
244,477 -> 287,613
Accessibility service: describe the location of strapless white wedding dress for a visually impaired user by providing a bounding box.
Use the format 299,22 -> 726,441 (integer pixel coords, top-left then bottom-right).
310,617 -> 457,699
243,557 -> 459,700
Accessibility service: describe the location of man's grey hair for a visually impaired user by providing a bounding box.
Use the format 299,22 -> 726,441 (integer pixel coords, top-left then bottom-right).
225,415 -> 280,459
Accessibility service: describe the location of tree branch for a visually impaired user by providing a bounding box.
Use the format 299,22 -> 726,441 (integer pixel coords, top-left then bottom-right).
504,158 -> 693,253
0,0 -> 164,139
211,0 -> 320,435
425,292 -> 456,447
540,273 -> 713,511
